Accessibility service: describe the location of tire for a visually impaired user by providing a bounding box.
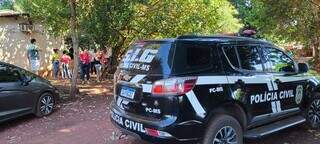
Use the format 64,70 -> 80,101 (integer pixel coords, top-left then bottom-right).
35,92 -> 55,117
202,114 -> 243,144
305,93 -> 320,129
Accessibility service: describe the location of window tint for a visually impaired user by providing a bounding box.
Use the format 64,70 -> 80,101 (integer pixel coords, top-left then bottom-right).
223,46 -> 240,68
237,46 -> 263,71
262,47 -> 296,73
186,44 -> 211,67
173,41 -> 217,74
0,64 -> 21,82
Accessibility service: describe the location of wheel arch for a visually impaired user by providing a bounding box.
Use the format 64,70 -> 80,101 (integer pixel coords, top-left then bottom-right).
205,101 -> 248,130
302,80 -> 320,109
33,90 -> 55,113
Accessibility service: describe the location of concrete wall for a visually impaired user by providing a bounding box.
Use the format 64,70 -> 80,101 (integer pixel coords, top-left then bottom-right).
0,16 -> 64,71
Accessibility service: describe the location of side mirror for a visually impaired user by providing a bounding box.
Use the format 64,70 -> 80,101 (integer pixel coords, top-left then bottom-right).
298,63 -> 309,73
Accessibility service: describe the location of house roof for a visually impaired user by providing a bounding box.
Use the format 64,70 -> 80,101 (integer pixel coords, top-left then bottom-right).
0,10 -> 29,17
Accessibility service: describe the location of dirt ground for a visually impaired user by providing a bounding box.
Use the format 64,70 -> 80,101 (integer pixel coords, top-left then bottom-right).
0,79 -> 320,144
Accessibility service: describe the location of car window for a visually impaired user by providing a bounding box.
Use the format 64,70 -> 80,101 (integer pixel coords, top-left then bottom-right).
0,64 -> 21,82
261,47 -> 296,73
223,45 -> 263,71
223,46 -> 240,68
173,41 -> 216,74
186,44 -> 211,67
237,46 -> 263,71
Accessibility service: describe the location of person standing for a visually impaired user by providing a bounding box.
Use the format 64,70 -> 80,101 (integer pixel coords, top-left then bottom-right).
89,49 -> 96,75
27,38 -> 40,74
94,50 -> 103,82
68,47 -> 74,75
79,48 -> 91,84
60,50 -> 72,79
51,48 -> 60,79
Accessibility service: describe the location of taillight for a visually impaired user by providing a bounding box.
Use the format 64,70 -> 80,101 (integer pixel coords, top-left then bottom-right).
151,77 -> 197,96
145,128 -> 173,138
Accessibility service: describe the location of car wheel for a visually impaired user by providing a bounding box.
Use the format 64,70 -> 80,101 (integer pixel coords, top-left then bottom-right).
306,93 -> 320,129
36,93 -> 55,117
202,114 -> 243,144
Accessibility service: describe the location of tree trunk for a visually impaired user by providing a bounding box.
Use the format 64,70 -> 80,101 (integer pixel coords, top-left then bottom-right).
313,43 -> 319,59
313,38 -> 319,62
69,0 -> 79,98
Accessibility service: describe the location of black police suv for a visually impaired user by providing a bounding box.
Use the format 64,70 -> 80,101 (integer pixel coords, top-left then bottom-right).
110,35 -> 320,144
0,62 -> 58,122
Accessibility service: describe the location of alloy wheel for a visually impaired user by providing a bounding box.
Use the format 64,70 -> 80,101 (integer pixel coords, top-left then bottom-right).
213,126 -> 238,144
308,99 -> 320,126
40,95 -> 54,115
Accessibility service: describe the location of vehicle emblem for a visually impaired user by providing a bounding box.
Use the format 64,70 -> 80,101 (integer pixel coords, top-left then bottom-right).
295,85 -> 303,104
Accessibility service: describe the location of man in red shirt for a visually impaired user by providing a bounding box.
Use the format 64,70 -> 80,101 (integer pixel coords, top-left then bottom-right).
79,48 -> 91,83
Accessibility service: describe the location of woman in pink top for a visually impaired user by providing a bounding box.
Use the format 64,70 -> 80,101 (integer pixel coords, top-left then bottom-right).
79,48 -> 91,83
60,50 -> 72,79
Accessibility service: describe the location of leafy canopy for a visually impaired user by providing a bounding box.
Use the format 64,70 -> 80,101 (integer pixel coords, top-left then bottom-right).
16,0 -> 241,63
232,0 -> 319,45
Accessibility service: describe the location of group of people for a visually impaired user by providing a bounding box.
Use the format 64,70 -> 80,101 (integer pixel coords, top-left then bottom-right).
51,48 -> 73,80
78,48 -> 109,84
26,38 -> 109,84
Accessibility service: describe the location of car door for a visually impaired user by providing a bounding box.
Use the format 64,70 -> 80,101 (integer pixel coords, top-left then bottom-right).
261,46 -> 305,118
0,64 -> 33,120
222,44 -> 275,126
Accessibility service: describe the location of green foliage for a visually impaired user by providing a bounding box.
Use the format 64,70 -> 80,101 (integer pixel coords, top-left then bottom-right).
0,0 -> 14,10
80,0 -> 242,61
231,0 -> 319,45
16,0 -> 241,65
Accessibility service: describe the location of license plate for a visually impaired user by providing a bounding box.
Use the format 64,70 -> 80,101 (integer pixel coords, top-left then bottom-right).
120,87 -> 136,99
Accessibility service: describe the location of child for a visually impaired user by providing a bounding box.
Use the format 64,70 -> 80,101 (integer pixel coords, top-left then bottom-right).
60,50 -> 72,79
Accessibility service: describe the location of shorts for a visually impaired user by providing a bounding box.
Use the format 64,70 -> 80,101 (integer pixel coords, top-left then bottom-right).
30,59 -> 40,71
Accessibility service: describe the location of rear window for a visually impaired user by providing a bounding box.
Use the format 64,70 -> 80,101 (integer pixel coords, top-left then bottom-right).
172,41 -> 219,74
119,41 -> 174,75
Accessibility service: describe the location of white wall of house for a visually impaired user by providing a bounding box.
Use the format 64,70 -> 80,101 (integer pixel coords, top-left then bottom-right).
0,16 -> 64,71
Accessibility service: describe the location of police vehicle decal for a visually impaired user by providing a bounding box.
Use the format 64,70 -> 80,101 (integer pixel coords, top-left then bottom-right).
271,101 -> 282,113
111,110 -> 146,134
129,74 -> 146,83
250,90 -> 295,104
134,75 -> 315,94
120,48 -> 158,71
185,90 -> 206,118
125,74 -> 313,121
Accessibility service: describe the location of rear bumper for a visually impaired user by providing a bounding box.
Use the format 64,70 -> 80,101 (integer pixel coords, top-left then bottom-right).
110,101 -> 202,144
